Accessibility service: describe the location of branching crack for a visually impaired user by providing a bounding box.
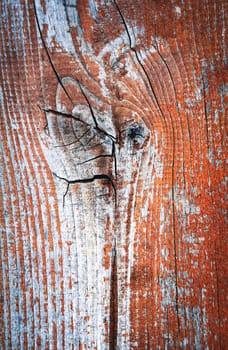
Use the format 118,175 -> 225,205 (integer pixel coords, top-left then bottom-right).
53,172 -> 117,206
42,106 -> 118,176
77,141 -> 116,166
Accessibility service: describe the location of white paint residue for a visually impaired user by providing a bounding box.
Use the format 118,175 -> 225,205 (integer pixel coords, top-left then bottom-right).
161,248 -> 169,261
138,45 -> 157,63
129,25 -> 145,48
177,196 -> 201,215
35,0 -> 77,53
159,206 -> 165,234
0,86 -> 2,103
98,65 -> 110,98
89,0 -> 98,20
195,84 -> 202,101
98,35 -> 128,62
154,158 -> 164,179
98,25 -> 144,64
206,148 -> 214,165
181,338 -> 189,347
175,6 -> 182,16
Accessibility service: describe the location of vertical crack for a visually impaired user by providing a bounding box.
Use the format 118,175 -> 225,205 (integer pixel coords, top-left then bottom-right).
77,81 -> 99,129
153,29 -> 182,339
202,77 -> 210,149
171,185 -> 181,338
33,0 -> 73,104
113,0 -> 166,124
109,240 -> 118,350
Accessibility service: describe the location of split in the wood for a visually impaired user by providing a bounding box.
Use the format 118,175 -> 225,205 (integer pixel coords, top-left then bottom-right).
113,0 -> 165,124
41,103 -> 119,205
41,107 -> 90,127
42,105 -> 118,175
42,107 -> 116,142
109,238 -> 118,349
34,1 -> 73,104
53,172 -> 117,207
77,141 -> 117,169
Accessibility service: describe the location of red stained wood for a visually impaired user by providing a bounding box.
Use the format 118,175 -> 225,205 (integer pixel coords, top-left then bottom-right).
0,0 -> 227,349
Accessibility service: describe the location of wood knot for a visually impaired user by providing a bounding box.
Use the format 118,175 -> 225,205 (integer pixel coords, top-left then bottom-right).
120,122 -> 149,151
127,124 -> 145,147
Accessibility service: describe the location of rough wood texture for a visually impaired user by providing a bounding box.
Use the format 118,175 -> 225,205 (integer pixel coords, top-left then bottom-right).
0,0 -> 227,349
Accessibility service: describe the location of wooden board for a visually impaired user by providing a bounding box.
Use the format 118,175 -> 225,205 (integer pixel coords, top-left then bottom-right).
0,0 -> 227,348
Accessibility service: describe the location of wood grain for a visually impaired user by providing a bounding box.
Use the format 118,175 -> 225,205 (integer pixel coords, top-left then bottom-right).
0,0 -> 227,349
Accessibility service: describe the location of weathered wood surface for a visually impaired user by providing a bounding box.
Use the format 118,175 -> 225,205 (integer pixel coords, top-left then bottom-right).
0,0 -> 227,349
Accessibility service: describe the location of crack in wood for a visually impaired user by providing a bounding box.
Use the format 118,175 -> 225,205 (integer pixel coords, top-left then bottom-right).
33,0 -> 73,105
77,141 -> 116,166
41,107 -> 90,127
109,239 -> 118,349
152,41 -> 182,339
113,0 -> 166,125
53,172 -> 117,207
42,107 -> 118,183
